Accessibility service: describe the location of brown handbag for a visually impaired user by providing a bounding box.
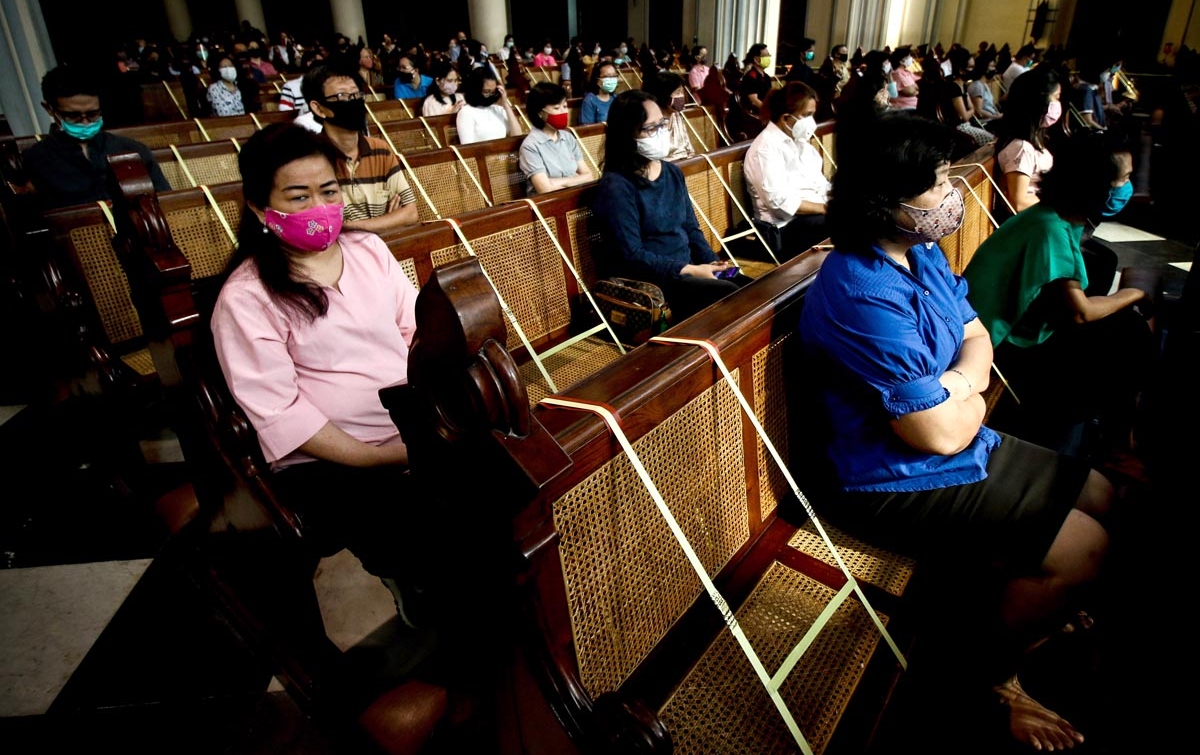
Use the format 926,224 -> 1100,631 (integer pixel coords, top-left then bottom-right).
592,278 -> 673,345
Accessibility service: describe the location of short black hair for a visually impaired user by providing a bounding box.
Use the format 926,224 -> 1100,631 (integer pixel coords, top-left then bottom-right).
461,66 -> 501,108
744,43 -> 768,67
1016,43 -> 1039,60
765,81 -> 817,124
526,82 -> 567,128
301,64 -> 366,110
1039,130 -> 1123,219
643,70 -> 686,110
40,65 -> 102,104
828,111 -> 956,255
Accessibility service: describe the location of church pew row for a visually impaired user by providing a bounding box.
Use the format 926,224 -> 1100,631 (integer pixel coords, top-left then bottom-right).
386,250 -> 917,755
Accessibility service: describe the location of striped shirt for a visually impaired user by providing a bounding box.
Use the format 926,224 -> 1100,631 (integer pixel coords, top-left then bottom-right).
332,135 -> 416,222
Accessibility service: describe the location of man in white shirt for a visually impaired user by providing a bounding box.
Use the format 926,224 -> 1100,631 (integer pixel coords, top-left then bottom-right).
743,82 -> 831,259
279,65 -> 322,133
1001,44 -> 1038,98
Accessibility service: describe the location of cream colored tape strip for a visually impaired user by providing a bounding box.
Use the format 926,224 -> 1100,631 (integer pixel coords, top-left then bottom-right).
648,335 -> 907,669
950,174 -> 999,229
168,143 -> 198,187
688,194 -> 740,267
700,153 -> 780,265
230,137 -> 241,153
566,127 -> 601,177
950,162 -> 1016,216
448,145 -> 492,207
679,109 -> 714,153
443,218 -> 558,393
366,104 -> 440,219
514,104 -> 534,133
520,198 -> 625,355
809,133 -> 838,170
199,184 -> 238,248
162,81 -> 187,120
96,201 -> 117,233
990,362 -> 1021,406
193,118 -> 210,142
771,580 -> 856,690
416,116 -> 444,148
249,112 -> 263,130
539,395 -> 815,755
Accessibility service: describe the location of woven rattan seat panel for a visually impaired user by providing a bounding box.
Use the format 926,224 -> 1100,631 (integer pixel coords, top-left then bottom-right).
431,220 -> 569,352
684,113 -> 715,154
388,129 -> 438,154
942,173 -> 995,274
753,334 -> 792,519
787,522 -> 915,598
398,257 -> 419,289
659,561 -> 886,755
159,161 -> 191,190
565,207 -> 599,288
518,336 -> 623,404
729,160 -> 748,216
429,243 -> 468,270
409,161 -> 488,221
685,169 -> 726,252
371,106 -> 411,124
485,151 -> 525,204
578,134 -> 605,172
202,122 -> 253,142
817,133 -> 837,180
120,348 -> 157,376
186,154 -> 242,186
137,132 -> 186,150
166,200 -> 242,279
553,379 -> 748,698
69,224 -> 143,344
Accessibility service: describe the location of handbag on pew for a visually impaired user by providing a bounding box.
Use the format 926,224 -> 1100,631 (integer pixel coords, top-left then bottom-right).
592,278 -> 673,345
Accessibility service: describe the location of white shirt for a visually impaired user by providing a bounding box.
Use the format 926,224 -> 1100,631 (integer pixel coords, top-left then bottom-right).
279,77 -> 309,114
743,121 -> 830,227
1001,61 -> 1027,93
456,103 -> 509,144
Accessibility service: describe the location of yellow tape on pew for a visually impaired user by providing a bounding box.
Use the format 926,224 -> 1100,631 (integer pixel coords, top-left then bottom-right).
539,393 -> 818,755
168,144 -> 198,187
199,184 -> 238,248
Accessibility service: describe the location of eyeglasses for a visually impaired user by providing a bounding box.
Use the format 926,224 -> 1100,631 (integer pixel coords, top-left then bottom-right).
639,119 -> 669,136
56,109 -> 102,124
323,91 -> 364,102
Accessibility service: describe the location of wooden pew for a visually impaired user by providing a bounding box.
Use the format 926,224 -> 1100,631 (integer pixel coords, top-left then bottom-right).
150,140 -> 244,190
389,250 -> 919,755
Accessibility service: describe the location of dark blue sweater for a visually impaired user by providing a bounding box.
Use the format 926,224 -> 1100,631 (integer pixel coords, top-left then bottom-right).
591,160 -> 717,283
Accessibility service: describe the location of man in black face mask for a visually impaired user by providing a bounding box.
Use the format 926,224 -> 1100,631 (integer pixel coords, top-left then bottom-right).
303,65 -> 418,233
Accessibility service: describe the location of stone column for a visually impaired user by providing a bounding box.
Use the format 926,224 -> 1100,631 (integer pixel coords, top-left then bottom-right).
0,0 -> 57,134
468,0 -> 509,54
329,0 -> 367,47
163,0 -> 192,43
234,0 -> 269,38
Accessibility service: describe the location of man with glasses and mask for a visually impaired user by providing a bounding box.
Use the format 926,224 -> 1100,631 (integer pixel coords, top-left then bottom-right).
303,65 -> 418,234
24,66 -> 170,210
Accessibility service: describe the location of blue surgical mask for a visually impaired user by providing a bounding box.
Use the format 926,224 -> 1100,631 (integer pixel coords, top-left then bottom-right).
60,117 -> 103,141
804,50 -> 815,61
1102,180 -> 1133,217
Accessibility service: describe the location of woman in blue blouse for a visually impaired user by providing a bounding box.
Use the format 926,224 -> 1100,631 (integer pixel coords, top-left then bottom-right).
592,90 -> 747,321
579,61 -> 619,124
798,112 -> 1116,752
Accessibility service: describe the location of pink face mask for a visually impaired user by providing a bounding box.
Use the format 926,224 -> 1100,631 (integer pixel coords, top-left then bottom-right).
1042,100 -> 1062,127
264,203 -> 344,252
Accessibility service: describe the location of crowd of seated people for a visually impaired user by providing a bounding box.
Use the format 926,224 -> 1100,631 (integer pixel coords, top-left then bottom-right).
12,22 -> 1187,753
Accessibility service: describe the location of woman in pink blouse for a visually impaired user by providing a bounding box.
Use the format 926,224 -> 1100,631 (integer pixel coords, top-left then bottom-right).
211,123 -> 428,619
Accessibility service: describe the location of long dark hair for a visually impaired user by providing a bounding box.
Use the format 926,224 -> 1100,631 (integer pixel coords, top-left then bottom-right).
602,89 -> 656,179
828,111 -> 956,255
589,59 -> 618,95
995,67 -> 1059,153
426,59 -> 459,105
221,123 -> 342,322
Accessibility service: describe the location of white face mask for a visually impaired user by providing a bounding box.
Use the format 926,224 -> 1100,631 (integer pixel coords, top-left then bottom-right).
544,46 -> 553,55
901,56 -> 914,68
788,114 -> 817,144
219,66 -> 238,82
882,61 -> 892,74
636,129 -> 671,161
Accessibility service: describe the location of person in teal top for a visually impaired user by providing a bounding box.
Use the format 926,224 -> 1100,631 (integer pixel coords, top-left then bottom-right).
964,133 -> 1155,456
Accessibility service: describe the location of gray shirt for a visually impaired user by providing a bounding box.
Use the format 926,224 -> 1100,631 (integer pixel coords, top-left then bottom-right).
518,128 -> 583,196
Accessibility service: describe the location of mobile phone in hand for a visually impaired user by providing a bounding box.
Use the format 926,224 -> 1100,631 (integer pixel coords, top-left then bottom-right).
715,265 -> 740,279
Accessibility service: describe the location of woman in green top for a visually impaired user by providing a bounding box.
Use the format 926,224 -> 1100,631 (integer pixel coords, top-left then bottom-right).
963,132 -> 1155,457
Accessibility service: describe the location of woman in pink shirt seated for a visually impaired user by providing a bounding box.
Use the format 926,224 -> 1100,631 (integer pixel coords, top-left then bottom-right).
888,47 -> 920,110
211,123 -> 428,620
532,40 -> 557,67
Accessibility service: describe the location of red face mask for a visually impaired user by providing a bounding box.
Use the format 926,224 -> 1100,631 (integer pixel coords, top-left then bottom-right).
546,111 -> 570,130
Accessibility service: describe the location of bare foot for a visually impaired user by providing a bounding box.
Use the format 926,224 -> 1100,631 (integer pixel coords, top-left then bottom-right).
995,677 -> 1084,751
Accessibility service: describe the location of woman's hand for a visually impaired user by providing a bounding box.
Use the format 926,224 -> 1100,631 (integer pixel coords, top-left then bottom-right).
681,261 -> 734,279
451,99 -> 465,113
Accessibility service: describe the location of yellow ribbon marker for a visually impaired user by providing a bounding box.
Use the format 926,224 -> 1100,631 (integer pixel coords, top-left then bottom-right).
442,218 -> 558,393
230,138 -> 241,153
168,144 -> 198,187
950,162 -> 1017,216
199,184 -> 238,249
697,153 -> 781,265
96,201 -> 117,233
193,118 -> 211,142
161,81 -> 187,120
566,126 -> 601,177
448,145 -> 493,207
416,116 -> 444,148
539,394 -> 819,755
249,112 -> 263,130
366,104 -> 441,219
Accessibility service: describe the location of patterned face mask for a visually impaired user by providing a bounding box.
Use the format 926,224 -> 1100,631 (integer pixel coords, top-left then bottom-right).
264,203 -> 344,252
897,188 -> 965,245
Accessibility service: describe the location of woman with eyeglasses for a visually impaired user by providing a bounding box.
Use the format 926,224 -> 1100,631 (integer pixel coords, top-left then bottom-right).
421,60 -> 464,116
592,90 -> 749,321
580,61 -> 619,124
